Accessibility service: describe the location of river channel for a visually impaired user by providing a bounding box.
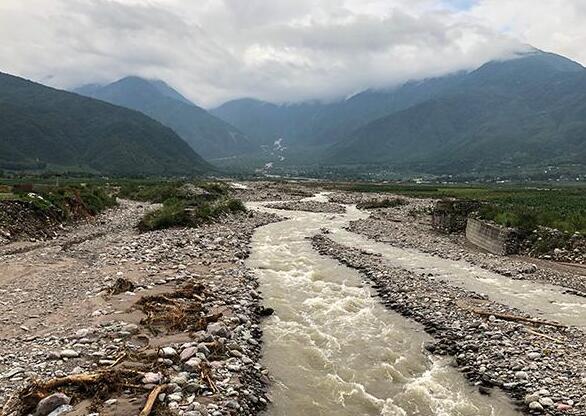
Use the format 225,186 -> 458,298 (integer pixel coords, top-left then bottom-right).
247,198 -> 520,416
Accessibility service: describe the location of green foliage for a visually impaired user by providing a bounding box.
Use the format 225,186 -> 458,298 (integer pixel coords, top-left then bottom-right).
12,184 -> 117,220
118,180 -> 231,204
134,181 -> 246,232
328,182 -> 586,234
118,182 -> 186,203
138,198 -> 190,231
214,51 -> 586,176
0,72 -> 210,175
76,77 -> 256,159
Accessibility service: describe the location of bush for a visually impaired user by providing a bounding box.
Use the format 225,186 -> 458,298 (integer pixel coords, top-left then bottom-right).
20,185 -> 117,220
138,198 -> 190,231
138,196 -> 247,232
118,182 -> 184,203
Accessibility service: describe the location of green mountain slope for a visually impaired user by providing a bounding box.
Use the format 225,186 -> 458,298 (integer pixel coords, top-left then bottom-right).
0,71 -> 211,175
76,77 -> 256,159
213,50 -> 586,176
327,51 -> 586,173
211,73 -> 465,148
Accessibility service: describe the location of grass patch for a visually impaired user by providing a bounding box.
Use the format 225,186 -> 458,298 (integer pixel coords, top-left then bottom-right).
7,184 -> 117,220
133,181 -> 246,232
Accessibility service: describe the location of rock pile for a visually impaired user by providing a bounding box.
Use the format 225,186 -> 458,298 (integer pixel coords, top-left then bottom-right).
0,200 -> 62,245
266,201 -> 346,214
232,182 -> 314,202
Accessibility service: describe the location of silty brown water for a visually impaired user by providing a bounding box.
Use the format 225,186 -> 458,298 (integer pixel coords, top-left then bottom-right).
247,198 -> 520,416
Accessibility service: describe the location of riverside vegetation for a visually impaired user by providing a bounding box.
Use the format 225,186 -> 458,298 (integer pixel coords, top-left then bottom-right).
0,180 -> 247,244
321,182 -> 586,260
119,182 -> 247,232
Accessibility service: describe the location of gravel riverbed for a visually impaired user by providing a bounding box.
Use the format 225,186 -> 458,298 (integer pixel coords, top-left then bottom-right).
329,192 -> 586,294
0,200 -> 281,416
312,233 -> 586,415
265,200 -> 346,214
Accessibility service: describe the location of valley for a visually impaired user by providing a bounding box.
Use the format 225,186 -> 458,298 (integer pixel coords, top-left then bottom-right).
2,3 -> 586,416
1,181 -> 584,416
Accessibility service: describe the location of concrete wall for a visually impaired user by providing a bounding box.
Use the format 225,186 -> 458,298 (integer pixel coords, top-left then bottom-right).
431,200 -> 481,234
466,218 -> 519,255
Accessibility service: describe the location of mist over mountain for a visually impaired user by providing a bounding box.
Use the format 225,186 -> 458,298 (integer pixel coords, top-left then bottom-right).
212,51 -> 586,176
328,51 -> 586,173
0,72 -> 210,175
75,77 -> 257,160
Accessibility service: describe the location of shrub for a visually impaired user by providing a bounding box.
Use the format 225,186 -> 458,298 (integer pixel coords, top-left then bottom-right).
138,196 -> 247,232
118,182 -> 184,203
138,198 -> 189,231
20,185 -> 117,220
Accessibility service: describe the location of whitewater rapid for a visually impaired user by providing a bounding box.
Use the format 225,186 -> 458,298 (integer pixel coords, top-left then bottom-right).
247,197 -> 519,416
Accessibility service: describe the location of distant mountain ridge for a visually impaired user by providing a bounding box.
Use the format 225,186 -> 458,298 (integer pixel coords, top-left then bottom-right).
212,50 -> 586,175
75,77 -> 257,159
0,71 -> 210,175
328,51 -> 586,172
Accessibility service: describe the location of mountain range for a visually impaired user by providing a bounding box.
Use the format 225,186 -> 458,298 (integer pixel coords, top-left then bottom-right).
212,50 -> 586,176
0,72 -> 210,175
1,49 -> 585,178
75,77 -> 256,160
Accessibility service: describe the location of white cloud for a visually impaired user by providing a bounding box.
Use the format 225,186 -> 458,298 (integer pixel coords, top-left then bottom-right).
469,0 -> 586,66
0,0 -> 580,107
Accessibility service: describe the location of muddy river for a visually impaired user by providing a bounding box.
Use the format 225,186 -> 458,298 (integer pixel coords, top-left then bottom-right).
247,197 -> 522,416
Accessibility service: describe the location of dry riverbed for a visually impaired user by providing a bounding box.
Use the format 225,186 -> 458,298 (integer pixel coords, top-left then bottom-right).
0,199 -> 279,416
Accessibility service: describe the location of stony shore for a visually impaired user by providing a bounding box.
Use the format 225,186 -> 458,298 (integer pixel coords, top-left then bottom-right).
2,182 -> 585,416
231,181 -> 315,202
265,200 -> 346,214
312,233 -> 586,415
329,192 -> 586,294
0,200 -> 281,416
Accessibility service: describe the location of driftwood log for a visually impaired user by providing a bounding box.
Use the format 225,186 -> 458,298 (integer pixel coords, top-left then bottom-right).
139,385 -> 166,416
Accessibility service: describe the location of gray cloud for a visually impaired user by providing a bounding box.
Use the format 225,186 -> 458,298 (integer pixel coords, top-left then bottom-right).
0,0 -> 579,107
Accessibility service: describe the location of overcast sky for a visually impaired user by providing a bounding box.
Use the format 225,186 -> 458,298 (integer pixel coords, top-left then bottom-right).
0,0 -> 584,107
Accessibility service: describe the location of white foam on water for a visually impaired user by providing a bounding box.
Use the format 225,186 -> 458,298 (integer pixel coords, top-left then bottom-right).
329,228 -> 586,328
247,200 -> 520,416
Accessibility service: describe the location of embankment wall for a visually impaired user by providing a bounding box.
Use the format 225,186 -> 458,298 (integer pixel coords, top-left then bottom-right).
465,218 -> 519,255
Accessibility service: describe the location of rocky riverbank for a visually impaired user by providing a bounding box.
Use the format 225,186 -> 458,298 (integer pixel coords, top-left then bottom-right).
265,200 -> 346,214
335,193 -> 586,294
311,234 -> 586,415
0,200 -> 281,416
231,181 -> 315,202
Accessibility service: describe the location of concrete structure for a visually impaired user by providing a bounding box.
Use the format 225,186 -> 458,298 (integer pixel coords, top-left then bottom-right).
466,218 -> 520,255
432,199 -> 481,234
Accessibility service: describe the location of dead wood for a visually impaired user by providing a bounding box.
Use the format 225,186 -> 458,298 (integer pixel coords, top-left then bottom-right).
139,385 -> 166,416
